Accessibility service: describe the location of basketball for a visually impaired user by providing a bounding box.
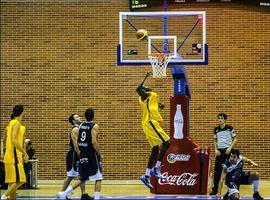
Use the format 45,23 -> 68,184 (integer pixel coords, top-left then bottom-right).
136,29 -> 148,40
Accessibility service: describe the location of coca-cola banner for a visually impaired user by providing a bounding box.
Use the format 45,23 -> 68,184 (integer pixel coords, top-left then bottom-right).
158,172 -> 198,186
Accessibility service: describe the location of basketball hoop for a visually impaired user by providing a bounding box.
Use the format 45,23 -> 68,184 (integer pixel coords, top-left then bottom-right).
149,53 -> 173,78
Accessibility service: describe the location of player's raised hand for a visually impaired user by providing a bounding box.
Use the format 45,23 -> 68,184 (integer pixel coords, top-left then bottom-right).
251,161 -> 258,167
158,103 -> 165,110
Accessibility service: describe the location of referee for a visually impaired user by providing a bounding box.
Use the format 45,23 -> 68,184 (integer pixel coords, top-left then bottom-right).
210,113 -> 237,195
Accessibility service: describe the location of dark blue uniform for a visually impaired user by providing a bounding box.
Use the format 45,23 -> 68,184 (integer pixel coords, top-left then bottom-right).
78,122 -> 102,181
66,125 -> 79,176
223,156 -> 250,195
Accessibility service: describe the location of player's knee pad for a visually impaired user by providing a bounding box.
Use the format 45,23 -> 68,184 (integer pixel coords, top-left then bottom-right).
254,171 -> 260,179
251,171 -> 260,180
162,141 -> 170,150
151,146 -> 159,155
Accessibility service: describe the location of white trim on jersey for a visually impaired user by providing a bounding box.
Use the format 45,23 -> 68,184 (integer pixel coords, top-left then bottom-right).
67,167 -> 79,177
88,169 -> 103,181
228,188 -> 239,196
227,156 -> 243,173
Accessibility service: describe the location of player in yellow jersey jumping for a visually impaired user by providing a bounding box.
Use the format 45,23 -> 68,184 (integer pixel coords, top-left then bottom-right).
1,105 -> 29,200
136,72 -> 170,189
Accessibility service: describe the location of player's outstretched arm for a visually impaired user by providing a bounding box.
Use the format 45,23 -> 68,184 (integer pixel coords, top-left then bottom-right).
242,156 -> 258,167
158,102 -> 165,110
136,72 -> 150,95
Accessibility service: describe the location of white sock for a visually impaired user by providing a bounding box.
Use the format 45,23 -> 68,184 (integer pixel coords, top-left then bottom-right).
59,191 -> 66,198
65,185 -> 73,195
155,161 -> 161,168
253,180 -> 259,193
1,194 -> 8,200
94,192 -> 100,200
145,168 -> 151,177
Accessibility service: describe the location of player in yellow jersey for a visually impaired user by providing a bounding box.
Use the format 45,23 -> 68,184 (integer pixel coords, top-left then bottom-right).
1,105 -> 29,200
136,73 -> 170,189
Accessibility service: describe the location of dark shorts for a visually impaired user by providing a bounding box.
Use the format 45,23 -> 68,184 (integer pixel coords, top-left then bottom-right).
79,151 -> 102,181
66,149 -> 79,172
226,171 -> 250,190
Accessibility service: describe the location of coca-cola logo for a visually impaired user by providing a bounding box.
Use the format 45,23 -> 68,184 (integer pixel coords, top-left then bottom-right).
158,172 -> 198,186
167,153 -> 191,163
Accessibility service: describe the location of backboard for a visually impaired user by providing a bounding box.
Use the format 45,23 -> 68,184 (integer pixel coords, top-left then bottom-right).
117,11 -> 208,66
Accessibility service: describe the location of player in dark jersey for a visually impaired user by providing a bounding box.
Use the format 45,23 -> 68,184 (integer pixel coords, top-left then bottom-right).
59,108 -> 103,200
217,149 -> 264,200
59,114 -> 84,199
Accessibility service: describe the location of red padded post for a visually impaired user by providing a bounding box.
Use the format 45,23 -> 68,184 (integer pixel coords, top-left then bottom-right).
150,95 -> 210,194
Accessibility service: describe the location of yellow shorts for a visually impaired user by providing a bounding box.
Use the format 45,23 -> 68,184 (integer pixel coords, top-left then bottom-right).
142,120 -> 170,148
5,163 -> 26,183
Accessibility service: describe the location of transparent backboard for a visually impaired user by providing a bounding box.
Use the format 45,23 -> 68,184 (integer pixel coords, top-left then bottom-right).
117,11 -> 208,66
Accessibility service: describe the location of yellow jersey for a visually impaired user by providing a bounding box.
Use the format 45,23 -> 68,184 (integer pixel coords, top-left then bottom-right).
139,92 -> 163,123
3,119 -> 25,164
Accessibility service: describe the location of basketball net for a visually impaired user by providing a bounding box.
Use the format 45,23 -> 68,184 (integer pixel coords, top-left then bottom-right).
149,53 -> 173,78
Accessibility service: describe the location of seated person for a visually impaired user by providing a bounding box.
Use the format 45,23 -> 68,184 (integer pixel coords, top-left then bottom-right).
23,139 -> 36,189
25,139 -> 35,159
0,139 -> 8,189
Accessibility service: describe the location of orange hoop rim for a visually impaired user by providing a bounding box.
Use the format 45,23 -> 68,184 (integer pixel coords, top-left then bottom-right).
148,53 -> 174,64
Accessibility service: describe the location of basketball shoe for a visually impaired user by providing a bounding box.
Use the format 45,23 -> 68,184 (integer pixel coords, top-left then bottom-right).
151,166 -> 163,179
1,194 -> 8,200
253,192 -> 264,200
140,175 -> 153,189
58,191 -> 67,199
223,192 -> 229,200
81,193 -> 94,200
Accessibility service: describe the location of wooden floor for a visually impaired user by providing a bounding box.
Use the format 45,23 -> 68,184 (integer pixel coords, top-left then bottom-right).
1,180 -> 270,199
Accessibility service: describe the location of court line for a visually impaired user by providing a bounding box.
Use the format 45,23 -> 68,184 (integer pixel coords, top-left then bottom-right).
15,195 -> 270,200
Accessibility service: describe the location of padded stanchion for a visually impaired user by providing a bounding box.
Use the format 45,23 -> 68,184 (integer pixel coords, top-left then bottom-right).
150,95 -> 210,194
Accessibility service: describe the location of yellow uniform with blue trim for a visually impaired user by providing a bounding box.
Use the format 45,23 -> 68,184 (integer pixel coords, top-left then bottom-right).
139,92 -> 170,147
3,119 -> 26,183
